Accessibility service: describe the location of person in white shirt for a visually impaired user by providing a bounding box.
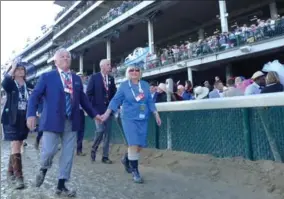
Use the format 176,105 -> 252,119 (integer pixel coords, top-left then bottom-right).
244,71 -> 266,95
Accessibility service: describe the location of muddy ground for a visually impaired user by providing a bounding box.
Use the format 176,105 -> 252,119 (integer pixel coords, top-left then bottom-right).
1,137 -> 284,199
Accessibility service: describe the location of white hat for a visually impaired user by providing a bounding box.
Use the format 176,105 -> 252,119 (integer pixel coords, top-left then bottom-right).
194,86 -> 209,99
158,83 -> 167,92
251,71 -> 264,80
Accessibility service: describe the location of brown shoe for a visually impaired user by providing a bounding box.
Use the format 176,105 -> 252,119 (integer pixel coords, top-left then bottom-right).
12,153 -> 25,189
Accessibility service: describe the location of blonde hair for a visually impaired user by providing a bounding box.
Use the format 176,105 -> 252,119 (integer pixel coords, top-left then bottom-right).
266,71 -> 280,85
125,66 -> 143,80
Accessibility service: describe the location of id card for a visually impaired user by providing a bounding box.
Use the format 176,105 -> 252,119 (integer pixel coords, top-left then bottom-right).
139,114 -> 145,119
135,93 -> 145,102
18,101 -> 27,110
140,104 -> 145,111
64,88 -> 72,94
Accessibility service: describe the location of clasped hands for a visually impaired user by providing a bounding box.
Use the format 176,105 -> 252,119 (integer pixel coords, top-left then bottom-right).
93,111 -> 111,123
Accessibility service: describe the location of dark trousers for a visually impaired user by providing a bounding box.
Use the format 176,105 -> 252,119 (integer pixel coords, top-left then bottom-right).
36,131 -> 43,143
77,110 -> 85,153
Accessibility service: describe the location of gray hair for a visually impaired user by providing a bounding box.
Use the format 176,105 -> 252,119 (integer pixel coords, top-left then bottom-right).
99,59 -> 110,67
125,65 -> 142,80
53,48 -> 71,61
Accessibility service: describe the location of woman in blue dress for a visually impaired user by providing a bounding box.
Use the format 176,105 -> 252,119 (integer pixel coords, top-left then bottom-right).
101,65 -> 161,183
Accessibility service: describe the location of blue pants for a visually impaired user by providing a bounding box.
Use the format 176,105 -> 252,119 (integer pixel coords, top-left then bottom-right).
36,131 -> 43,143
91,117 -> 112,158
40,120 -> 76,180
77,110 -> 85,153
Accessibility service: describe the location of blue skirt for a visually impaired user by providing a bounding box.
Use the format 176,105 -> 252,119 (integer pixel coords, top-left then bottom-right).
121,119 -> 148,147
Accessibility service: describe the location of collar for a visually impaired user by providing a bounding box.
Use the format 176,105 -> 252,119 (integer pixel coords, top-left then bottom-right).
58,67 -> 71,75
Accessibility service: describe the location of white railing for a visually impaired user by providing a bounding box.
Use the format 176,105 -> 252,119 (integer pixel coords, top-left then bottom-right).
54,1 -> 82,25
156,92 -> 284,112
23,41 -> 52,62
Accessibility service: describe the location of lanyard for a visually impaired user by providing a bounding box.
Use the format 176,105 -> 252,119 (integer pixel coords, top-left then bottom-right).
102,73 -> 108,91
14,80 -> 28,101
61,72 -> 73,90
128,80 -> 143,99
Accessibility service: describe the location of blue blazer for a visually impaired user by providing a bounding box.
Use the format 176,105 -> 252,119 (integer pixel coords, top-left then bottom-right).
86,72 -> 117,114
27,70 -> 97,133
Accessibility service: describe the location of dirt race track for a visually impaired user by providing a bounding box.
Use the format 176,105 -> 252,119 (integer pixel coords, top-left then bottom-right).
1,137 -> 284,199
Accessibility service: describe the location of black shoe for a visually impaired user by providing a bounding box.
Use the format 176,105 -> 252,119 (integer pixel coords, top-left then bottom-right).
102,157 -> 112,164
121,154 -> 132,173
77,152 -> 86,156
34,140 -> 40,150
23,142 -> 27,147
91,151 -> 96,162
35,170 -> 46,187
55,187 -> 76,197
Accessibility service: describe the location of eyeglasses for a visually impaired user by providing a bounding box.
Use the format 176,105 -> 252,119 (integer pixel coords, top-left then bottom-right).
129,68 -> 140,72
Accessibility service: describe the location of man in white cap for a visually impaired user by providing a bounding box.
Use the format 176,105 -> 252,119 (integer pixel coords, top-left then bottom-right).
244,71 -> 266,95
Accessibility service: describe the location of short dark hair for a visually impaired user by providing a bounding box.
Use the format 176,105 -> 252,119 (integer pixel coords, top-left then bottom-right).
214,80 -> 223,86
226,78 -> 235,86
149,82 -> 157,87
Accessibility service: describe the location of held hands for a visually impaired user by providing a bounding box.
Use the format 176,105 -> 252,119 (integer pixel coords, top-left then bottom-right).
154,112 -> 162,126
27,116 -> 37,131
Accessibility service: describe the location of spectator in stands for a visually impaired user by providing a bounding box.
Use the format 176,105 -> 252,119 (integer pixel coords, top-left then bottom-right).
261,71 -> 284,93
177,85 -> 192,100
194,86 -> 209,100
203,80 -> 213,91
223,78 -> 244,97
101,65 -> 161,184
235,76 -> 243,90
185,80 -> 193,94
244,71 -> 266,95
149,82 -> 158,102
156,83 -> 167,103
209,80 -> 224,98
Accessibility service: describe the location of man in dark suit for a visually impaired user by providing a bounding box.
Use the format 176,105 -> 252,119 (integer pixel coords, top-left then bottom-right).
27,48 -> 101,197
87,59 -> 117,164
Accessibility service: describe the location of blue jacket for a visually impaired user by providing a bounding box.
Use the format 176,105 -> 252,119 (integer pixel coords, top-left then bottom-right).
108,80 -> 156,120
27,70 -> 97,133
86,72 -> 117,114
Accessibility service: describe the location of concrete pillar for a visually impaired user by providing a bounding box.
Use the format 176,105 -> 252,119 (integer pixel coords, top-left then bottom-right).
147,19 -> 155,54
187,67 -> 193,84
269,1 -> 278,19
218,0 -> 229,33
225,64 -> 233,82
198,29 -> 204,40
79,54 -> 83,73
106,40 -> 111,61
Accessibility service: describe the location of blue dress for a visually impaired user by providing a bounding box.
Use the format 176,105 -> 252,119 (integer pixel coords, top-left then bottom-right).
108,80 -> 156,147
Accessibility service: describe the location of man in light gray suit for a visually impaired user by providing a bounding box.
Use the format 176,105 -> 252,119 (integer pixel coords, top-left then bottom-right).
223,78 -> 244,97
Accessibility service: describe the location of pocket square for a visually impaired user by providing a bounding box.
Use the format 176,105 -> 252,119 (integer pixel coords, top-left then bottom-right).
74,81 -> 80,85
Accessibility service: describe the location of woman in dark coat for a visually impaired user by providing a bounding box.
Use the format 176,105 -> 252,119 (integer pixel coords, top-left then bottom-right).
261,71 -> 283,93
1,59 -> 33,189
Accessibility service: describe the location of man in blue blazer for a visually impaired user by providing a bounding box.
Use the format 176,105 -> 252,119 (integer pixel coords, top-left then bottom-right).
86,59 -> 116,163
27,48 -> 101,197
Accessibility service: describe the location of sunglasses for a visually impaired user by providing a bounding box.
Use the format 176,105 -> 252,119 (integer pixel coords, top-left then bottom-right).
129,68 -> 140,72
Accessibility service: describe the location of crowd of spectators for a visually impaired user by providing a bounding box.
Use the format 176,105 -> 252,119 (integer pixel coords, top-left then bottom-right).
50,0 -> 141,58
116,15 -> 284,77
150,69 -> 283,103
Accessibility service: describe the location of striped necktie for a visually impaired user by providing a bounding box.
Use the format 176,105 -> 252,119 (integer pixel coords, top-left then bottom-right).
61,72 -> 72,118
